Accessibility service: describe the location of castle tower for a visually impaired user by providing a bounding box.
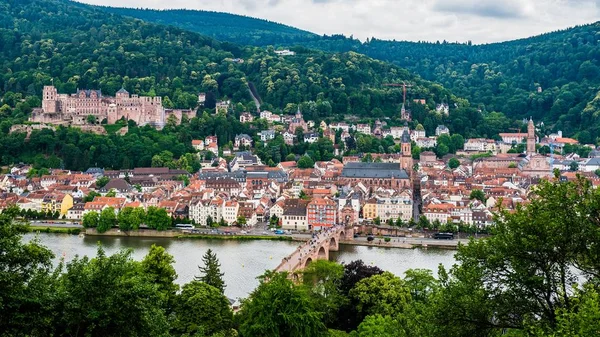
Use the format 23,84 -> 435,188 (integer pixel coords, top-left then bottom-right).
42,85 -> 58,113
116,87 -> 129,99
527,117 -> 536,155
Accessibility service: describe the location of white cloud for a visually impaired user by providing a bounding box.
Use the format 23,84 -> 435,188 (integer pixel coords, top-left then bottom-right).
78,0 -> 600,44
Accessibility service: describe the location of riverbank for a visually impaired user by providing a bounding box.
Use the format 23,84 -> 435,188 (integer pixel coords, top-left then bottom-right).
81,228 -> 472,249
28,226 -> 81,235
84,228 -> 296,241
340,240 -> 463,250
181,234 -> 293,241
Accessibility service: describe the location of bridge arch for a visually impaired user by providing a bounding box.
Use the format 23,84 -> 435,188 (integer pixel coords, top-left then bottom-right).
317,246 -> 327,259
304,257 -> 313,268
329,236 -> 339,251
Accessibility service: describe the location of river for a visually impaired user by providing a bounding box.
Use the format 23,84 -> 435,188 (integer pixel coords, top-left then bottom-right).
24,233 -> 457,300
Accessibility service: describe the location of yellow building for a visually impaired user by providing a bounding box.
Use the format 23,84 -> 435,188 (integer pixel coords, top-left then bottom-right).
41,193 -> 74,216
362,199 -> 378,220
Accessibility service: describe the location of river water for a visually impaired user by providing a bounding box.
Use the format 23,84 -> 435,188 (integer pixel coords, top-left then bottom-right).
24,234 -> 457,300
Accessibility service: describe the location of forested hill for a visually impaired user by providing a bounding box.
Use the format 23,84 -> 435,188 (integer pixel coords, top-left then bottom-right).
0,0 -> 463,120
96,4 -> 600,140
97,6 -> 319,46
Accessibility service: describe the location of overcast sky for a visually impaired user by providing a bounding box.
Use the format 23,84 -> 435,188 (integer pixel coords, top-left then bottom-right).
79,0 -> 600,44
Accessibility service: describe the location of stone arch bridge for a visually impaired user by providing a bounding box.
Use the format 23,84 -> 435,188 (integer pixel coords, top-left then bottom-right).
274,225 -> 354,273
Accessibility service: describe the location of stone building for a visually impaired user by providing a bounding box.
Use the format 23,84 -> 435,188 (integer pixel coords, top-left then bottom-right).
31,85 -> 164,127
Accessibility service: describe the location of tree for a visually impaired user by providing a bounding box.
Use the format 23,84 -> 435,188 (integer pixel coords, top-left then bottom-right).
173,281 -> 234,336
448,157 -> 460,169
362,153 -> 373,163
237,215 -> 247,226
435,143 -> 449,158
395,218 -> 404,227
53,247 -> 169,337
549,285 -> 600,336
104,189 -> 117,197
417,216 -> 430,230
469,189 -> 486,203
86,115 -> 97,124
450,134 -> 465,151
349,271 -> 411,318
569,161 -> 579,171
297,155 -> 315,169
285,154 -> 296,161
301,260 -> 346,326
141,245 -> 178,308
195,249 -> 225,294
146,206 -> 170,231
299,190 -> 309,200
95,176 -> 110,188
117,207 -> 138,231
82,211 -> 99,228
403,269 -> 438,303
237,271 -> 327,337
83,191 -> 101,202
0,213 -> 55,335
354,315 -> 399,337
97,207 -> 116,233
295,126 -> 305,143
433,176 -> 600,334
335,260 -> 384,331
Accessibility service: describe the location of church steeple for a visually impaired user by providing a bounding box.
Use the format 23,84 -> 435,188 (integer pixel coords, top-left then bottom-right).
527,117 -> 536,155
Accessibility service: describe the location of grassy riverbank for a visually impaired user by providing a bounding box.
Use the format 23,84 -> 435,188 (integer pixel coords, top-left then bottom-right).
28,226 -> 82,235
180,234 -> 294,241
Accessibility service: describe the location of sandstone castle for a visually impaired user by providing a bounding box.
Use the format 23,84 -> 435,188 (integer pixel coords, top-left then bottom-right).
30,85 -> 165,127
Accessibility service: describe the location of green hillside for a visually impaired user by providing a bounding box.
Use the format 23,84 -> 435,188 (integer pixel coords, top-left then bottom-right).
95,6 -> 319,46
0,0 -> 478,171
0,0 -> 458,118
97,5 -> 600,140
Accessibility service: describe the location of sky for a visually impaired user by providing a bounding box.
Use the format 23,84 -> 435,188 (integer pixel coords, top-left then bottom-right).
79,0 -> 600,44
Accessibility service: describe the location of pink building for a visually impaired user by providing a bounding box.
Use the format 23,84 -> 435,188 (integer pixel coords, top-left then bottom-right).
32,85 -> 164,127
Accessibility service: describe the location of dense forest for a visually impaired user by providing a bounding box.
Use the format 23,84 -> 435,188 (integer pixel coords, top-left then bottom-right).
99,6 -> 318,46
3,176 -> 600,336
101,5 -> 600,140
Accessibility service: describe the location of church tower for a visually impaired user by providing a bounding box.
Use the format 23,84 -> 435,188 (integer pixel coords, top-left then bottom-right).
401,129 -> 413,172
527,117 -> 536,155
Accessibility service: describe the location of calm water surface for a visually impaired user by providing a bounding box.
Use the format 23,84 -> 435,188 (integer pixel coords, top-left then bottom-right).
25,234 -> 456,300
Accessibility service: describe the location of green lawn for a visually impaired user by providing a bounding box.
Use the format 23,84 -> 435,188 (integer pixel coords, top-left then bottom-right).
103,124 -> 125,134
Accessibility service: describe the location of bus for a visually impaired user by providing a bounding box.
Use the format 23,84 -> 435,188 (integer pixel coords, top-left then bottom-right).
175,224 -> 194,230
433,232 -> 454,240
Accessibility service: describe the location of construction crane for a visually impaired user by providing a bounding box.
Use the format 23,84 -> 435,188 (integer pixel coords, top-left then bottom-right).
383,81 -> 413,107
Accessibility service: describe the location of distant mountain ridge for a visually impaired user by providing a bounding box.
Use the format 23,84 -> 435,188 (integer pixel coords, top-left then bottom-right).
96,6 -> 319,46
